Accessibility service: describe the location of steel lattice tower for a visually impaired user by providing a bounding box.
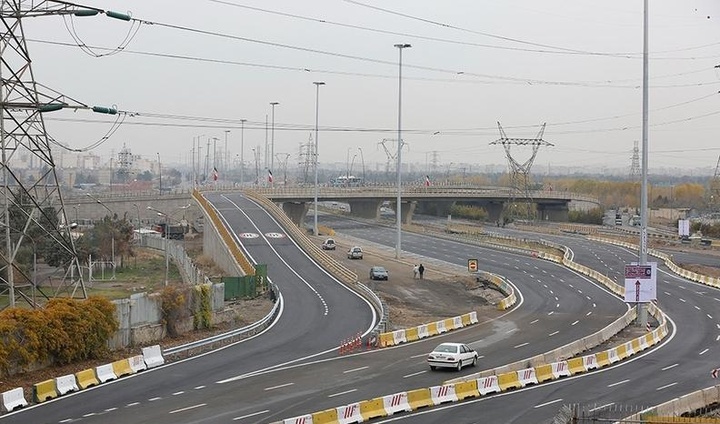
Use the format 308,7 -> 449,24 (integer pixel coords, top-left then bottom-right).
1,0 -> 93,307
709,155 -> 720,212
490,122 -> 552,220
629,140 -> 641,181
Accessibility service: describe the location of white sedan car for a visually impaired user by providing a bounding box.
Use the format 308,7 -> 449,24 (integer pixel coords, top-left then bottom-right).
427,342 -> 478,371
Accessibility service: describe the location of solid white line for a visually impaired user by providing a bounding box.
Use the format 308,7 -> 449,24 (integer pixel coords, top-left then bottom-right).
404,370 -> 426,378
344,366 -> 369,374
514,342 -> 529,348
548,331 -> 559,336
534,398 -> 563,408
661,363 -> 678,371
608,379 -> 630,387
656,382 -> 677,391
232,410 -> 270,421
264,382 -> 294,391
169,403 -> 206,414
571,320 -> 579,326
172,391 -> 184,396
700,348 -> 709,355
588,403 -> 614,412
126,402 -> 139,407
328,389 -> 357,398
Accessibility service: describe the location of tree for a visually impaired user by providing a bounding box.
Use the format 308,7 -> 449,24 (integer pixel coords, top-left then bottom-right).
75,214 -> 134,268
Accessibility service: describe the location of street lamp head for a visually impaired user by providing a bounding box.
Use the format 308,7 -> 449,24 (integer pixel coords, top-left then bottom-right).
270,102 -> 279,106
394,43 -> 412,49
313,81 -> 325,86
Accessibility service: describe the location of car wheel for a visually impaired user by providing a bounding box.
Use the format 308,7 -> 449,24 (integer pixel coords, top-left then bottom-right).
430,365 -> 436,371
456,361 -> 463,371
472,356 -> 477,367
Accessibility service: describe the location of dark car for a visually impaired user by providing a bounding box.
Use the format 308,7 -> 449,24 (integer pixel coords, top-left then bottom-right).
369,266 -> 388,280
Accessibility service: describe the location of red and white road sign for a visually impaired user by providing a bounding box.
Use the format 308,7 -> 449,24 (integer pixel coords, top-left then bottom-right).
623,262 -> 657,303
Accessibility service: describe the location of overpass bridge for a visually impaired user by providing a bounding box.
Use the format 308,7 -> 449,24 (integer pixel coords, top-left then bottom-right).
60,186 -> 599,227
246,186 -> 600,226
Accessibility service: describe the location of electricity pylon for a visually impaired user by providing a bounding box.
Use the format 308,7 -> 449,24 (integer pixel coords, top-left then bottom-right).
490,122 -> 552,221
1,1 -> 125,307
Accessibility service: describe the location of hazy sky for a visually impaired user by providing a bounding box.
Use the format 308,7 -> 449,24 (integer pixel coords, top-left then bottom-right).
21,0 -> 720,174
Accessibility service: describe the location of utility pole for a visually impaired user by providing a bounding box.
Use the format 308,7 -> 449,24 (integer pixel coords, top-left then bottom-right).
240,120 -> 246,187
224,130 -> 230,174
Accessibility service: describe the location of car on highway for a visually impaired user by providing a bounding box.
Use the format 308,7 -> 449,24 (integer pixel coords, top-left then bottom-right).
321,238 -> 336,250
347,246 -> 363,259
427,342 -> 478,371
369,266 -> 388,280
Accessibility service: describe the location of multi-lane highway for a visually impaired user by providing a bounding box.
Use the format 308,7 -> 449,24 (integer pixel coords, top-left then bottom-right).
4,194 -> 718,423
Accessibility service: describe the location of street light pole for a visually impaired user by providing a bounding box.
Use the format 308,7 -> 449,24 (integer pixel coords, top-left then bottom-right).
270,102 -> 279,184
224,130 -> 230,174
313,81 -> 325,236
240,119 -> 246,187
394,43 -> 411,259
156,152 -> 162,195
147,204 -> 190,286
358,147 -> 365,185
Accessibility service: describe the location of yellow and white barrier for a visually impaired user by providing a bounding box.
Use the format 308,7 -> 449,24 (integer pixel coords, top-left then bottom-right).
142,344 -> 165,368
75,368 -> 99,390
430,384 -> 457,405
129,355 -> 147,373
1,387 -> 27,412
95,363 -> 117,383
336,402 -> 362,424
517,367 -> 538,387
55,374 -> 78,396
381,392 -> 411,415
32,379 -> 57,403
550,361 -> 571,378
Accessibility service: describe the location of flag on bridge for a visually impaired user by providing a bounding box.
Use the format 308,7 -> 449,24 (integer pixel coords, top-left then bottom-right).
424,175 -> 431,187
268,169 -> 273,183
212,167 -> 219,181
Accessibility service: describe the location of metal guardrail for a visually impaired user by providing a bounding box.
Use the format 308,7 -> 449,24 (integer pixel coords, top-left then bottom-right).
163,284 -> 281,357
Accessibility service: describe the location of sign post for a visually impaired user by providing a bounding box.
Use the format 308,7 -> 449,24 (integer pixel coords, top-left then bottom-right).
467,259 -> 478,273
623,262 -> 657,304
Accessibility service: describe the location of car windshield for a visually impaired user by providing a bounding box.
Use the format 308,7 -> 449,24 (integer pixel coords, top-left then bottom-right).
434,344 -> 459,354
372,267 -> 386,272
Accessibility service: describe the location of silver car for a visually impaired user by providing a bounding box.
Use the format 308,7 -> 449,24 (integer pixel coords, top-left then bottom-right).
347,246 -> 363,259
427,342 -> 478,371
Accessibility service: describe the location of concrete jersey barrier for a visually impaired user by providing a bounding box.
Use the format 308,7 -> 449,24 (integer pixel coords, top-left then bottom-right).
142,344 -> 165,368
1,387 -> 27,412
55,374 -> 79,396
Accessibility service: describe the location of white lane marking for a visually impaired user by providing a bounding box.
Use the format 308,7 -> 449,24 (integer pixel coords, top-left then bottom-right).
530,319 -> 539,324
554,297 -> 559,301
329,389 -> 358,398
404,370 -> 427,378
661,364 -> 678,371
344,366 -> 369,374
708,314 -> 713,320
556,303 -> 560,308
534,398 -> 563,408
608,379 -> 630,387
173,391 -> 184,396
571,320 -> 579,326
264,382 -> 294,391
593,303 -> 596,308
656,382 -> 677,391
83,413 -> 96,417
588,403 -> 614,412
695,305 -> 701,311
169,404 -> 207,414
126,402 -> 140,407
411,353 -> 427,359
148,397 -> 161,402
506,329 -> 517,334
514,342 -> 529,348
233,410 -> 270,421
700,348 -> 709,355
548,311 -> 554,316
194,385 -> 206,390
586,311 -> 593,316
679,298 -> 687,303
60,420 -> 72,423
548,331 -> 559,336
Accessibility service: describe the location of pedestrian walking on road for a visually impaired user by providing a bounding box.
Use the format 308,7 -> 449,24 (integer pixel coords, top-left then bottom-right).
412,264 -> 419,279
418,264 -> 425,279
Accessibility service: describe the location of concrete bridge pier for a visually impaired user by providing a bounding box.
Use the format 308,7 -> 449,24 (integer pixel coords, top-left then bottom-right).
282,202 -> 309,226
390,200 -> 416,224
484,202 -> 505,223
348,200 -> 382,220
537,203 -> 569,222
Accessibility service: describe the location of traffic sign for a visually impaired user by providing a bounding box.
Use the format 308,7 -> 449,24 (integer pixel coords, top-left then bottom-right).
623,262 -> 657,303
468,259 -> 478,273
